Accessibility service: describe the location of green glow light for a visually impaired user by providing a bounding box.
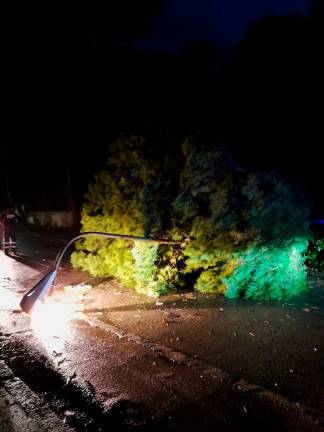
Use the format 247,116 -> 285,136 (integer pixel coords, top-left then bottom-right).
224,238 -> 309,301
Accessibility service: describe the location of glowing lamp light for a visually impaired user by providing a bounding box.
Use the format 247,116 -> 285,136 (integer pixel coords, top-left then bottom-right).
19,270 -> 57,314
20,231 -> 176,314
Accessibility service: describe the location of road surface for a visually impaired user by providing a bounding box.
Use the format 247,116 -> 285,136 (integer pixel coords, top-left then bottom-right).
0,228 -> 323,431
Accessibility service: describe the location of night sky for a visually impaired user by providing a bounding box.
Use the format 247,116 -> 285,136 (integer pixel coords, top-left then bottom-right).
1,0 -> 323,213
133,0 -> 309,53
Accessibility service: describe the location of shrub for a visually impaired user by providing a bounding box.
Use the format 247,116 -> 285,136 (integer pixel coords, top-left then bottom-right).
71,134 -> 182,296
173,138 -> 311,300
304,238 -> 324,270
72,134 -> 312,300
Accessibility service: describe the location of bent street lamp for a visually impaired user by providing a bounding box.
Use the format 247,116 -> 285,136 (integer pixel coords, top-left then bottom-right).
20,231 -> 176,314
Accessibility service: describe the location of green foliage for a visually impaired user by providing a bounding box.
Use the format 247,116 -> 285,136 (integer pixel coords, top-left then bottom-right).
304,238 -> 324,270
225,239 -> 309,300
222,172 -> 311,300
72,133 -> 312,300
71,239 -> 136,286
71,135 -> 149,288
71,134 -> 181,295
173,137 -> 311,300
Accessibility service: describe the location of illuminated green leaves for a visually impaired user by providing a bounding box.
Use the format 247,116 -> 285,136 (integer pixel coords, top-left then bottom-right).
72,134 -> 312,300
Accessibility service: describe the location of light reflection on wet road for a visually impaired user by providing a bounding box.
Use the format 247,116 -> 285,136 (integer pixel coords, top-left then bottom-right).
1,247 -> 324,430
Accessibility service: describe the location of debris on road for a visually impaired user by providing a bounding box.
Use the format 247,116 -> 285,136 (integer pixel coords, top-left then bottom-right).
85,380 -> 96,394
64,371 -> 77,387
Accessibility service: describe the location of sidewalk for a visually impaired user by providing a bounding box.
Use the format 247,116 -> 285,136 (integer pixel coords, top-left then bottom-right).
74,273 -> 324,413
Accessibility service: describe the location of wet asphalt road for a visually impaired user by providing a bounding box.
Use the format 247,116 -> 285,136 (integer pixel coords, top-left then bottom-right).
0,227 -> 324,431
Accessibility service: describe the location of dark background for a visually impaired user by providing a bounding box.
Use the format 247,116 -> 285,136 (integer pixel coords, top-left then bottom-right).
1,1 -> 323,214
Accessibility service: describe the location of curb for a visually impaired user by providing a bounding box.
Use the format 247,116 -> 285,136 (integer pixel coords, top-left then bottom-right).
85,314 -> 324,430
0,360 -> 73,432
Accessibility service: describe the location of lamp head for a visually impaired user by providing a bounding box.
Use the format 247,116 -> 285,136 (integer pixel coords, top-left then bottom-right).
20,269 -> 57,314
19,231 -> 176,314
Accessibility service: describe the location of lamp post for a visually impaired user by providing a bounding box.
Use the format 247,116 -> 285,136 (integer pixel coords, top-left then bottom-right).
20,231 -> 177,314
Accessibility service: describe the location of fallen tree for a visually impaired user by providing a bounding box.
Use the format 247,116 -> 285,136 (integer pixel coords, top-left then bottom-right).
72,134 -> 312,300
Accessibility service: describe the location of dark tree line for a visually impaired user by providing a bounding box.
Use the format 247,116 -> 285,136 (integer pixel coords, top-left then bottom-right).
2,1 -> 323,213
219,5 -> 324,211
